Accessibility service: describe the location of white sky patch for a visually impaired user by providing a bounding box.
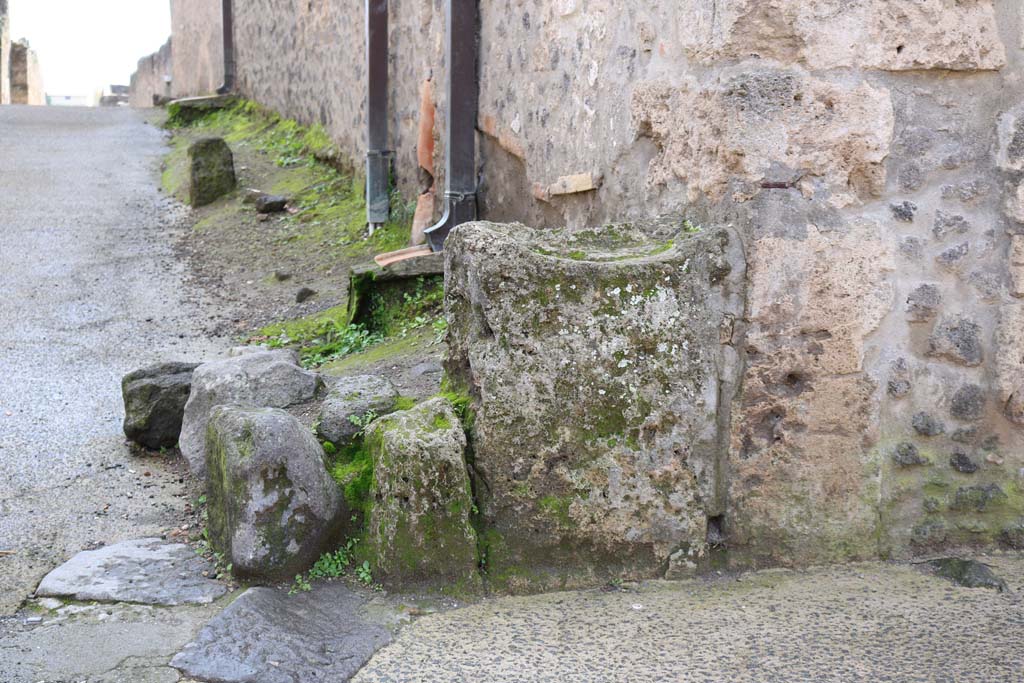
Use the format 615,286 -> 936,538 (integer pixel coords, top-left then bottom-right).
8,0 -> 170,96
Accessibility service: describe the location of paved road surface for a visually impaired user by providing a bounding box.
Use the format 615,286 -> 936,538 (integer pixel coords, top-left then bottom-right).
0,106 -> 223,615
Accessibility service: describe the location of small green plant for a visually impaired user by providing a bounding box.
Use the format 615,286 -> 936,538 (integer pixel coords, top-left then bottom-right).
356,560 -> 374,586
432,316 -> 449,344
289,539 -> 359,594
289,574 -> 312,595
348,410 -> 379,435
301,323 -> 385,367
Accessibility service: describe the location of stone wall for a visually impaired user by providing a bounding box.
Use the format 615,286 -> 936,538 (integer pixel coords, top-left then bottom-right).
10,39 -> 43,106
169,0 -> 222,98
130,39 -> 173,108
0,0 -> 10,106
141,0 -> 1024,573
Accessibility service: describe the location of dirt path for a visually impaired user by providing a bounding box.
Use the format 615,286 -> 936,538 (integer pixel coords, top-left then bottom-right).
0,106 -> 227,617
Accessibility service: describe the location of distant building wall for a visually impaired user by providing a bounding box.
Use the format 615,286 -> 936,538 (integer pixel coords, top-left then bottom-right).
130,39 -> 173,108
0,0 -> 10,105
10,40 -> 44,106
169,0 -> 222,98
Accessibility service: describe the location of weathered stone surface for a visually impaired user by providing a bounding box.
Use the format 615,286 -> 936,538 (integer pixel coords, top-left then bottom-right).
317,375 -> 399,447
728,218 -> 893,566
950,451 -> 980,474
996,303 -> 1024,413
906,285 -> 942,323
446,219 -> 745,589
927,558 -> 1007,592
950,383 -> 986,422
632,73 -> 893,207
205,406 -> 343,581
180,349 -> 322,477
932,211 -> 970,241
122,362 -> 199,450
36,538 -> 226,606
913,412 -> 946,437
887,358 -> 912,398
890,201 -> 916,223
951,484 -> 1008,513
254,194 -> 288,213
679,0 -> 1005,71
170,583 -> 390,683
893,443 -> 928,468
927,315 -> 984,367
188,137 -> 235,207
366,398 -> 478,588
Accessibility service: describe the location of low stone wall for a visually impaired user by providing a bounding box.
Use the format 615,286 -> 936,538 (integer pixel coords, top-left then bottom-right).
139,0 -> 1024,575
10,40 -> 43,106
129,39 -> 172,108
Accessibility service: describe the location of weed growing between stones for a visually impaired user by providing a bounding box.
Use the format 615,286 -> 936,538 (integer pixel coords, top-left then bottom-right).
289,538 -> 360,594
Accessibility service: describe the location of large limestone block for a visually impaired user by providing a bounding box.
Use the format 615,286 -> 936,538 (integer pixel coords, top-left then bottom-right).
632,72 -> 893,207
679,0 -> 1005,71
180,349 -> 322,478
122,361 -> 199,450
205,406 -> 343,581
445,220 -> 745,590
727,219 -> 895,567
365,398 -> 479,588
188,137 -> 236,207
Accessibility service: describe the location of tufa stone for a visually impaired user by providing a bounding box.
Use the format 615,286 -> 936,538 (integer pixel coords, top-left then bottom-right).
205,406 -> 343,581
893,442 -> 928,468
912,412 -> 946,437
179,349 -> 322,478
950,383 -> 986,421
949,451 -> 979,474
188,137 -> 236,207
317,375 -> 399,447
927,315 -> 984,366
255,194 -> 288,214
365,398 -> 479,588
906,284 -> 942,323
122,361 -> 199,450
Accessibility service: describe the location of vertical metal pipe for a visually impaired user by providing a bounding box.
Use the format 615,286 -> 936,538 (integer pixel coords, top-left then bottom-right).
366,0 -> 391,228
216,0 -> 236,94
424,0 -> 479,252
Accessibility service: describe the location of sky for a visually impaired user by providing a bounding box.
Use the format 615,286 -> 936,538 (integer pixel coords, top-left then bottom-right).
8,0 -> 171,95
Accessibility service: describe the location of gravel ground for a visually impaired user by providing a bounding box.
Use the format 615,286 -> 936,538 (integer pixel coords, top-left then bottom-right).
355,554 -> 1024,683
0,105 -> 228,617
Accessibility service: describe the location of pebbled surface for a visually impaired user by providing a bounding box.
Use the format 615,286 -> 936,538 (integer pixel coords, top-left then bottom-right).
171,583 -> 392,683
0,106 -> 227,617
354,554 -> 1024,683
36,538 -> 227,605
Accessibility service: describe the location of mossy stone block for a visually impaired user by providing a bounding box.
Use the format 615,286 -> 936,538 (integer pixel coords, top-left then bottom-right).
188,137 -> 235,207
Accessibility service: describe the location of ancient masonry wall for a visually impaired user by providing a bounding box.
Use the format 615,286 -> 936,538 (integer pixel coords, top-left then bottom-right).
130,39 -> 173,108
10,40 -> 43,106
0,0 -> 10,106
135,1 -> 1024,568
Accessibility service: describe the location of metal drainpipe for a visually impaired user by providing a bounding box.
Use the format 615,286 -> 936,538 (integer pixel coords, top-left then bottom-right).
424,0 -> 479,252
366,0 -> 391,232
216,0 -> 236,94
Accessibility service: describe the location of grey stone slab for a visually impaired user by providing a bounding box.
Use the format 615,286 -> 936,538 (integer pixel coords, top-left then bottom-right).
171,583 -> 391,683
36,538 -> 227,606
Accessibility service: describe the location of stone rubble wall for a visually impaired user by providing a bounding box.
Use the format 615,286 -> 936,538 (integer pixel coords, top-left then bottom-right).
130,39 -> 172,108
137,0 -> 1024,572
10,40 -> 43,106
0,0 -> 10,105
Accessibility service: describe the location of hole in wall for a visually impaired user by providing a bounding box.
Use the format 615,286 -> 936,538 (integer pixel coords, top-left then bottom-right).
896,45 -> 905,54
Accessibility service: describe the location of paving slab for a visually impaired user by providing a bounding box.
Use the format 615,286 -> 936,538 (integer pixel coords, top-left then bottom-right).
171,583 -> 392,683
36,538 -> 227,606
